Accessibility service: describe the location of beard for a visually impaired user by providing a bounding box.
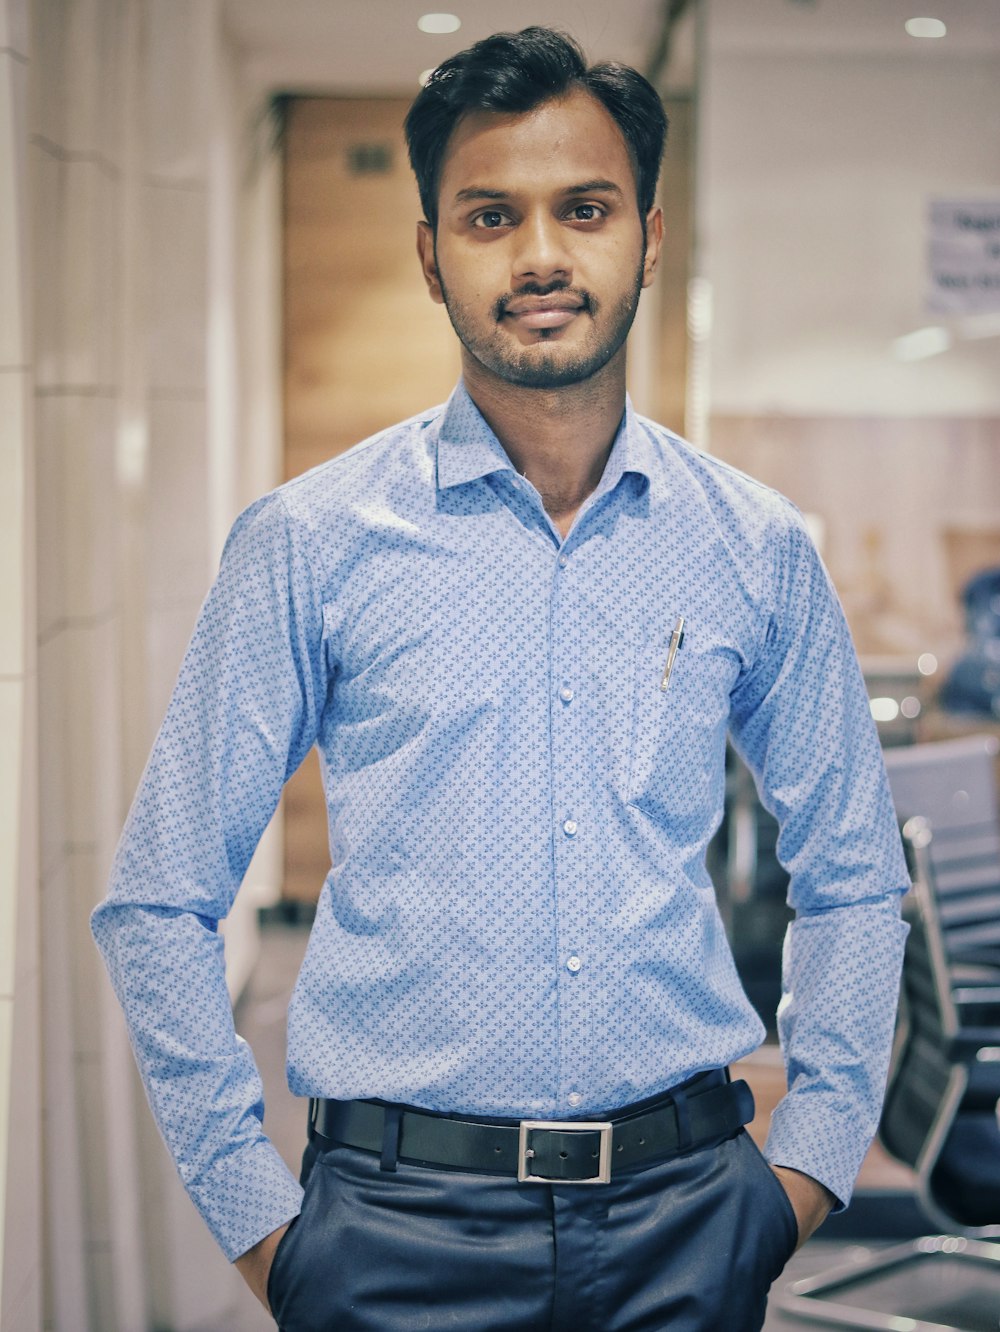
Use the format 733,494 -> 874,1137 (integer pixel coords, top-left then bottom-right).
437,257 -> 646,391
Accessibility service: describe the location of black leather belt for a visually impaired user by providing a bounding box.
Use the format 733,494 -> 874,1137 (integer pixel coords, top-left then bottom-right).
308,1069 -> 754,1184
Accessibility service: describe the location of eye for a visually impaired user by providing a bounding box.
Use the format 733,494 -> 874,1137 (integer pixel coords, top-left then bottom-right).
472,209 -> 510,230
568,203 -> 604,222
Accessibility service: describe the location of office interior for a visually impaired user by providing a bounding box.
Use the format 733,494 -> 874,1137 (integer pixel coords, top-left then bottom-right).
1,0 -> 999,1327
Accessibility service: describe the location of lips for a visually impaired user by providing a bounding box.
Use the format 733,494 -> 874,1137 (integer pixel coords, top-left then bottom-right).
501,295 -> 586,330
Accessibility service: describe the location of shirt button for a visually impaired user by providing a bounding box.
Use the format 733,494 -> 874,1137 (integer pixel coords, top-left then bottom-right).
567,1092 -> 583,1108
563,819 -> 578,837
558,685 -> 574,703
557,553 -> 568,568
566,955 -> 582,973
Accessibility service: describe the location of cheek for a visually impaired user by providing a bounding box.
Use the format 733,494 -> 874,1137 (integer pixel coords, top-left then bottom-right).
438,242 -> 508,305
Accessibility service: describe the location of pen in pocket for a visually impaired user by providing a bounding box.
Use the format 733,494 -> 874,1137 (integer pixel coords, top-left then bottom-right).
659,616 -> 685,692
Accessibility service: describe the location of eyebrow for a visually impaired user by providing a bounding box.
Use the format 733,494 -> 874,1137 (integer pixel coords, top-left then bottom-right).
451,179 -> 626,206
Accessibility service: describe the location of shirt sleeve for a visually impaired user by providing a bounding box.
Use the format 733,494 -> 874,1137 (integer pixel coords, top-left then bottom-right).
728,505 -> 910,1208
91,493 -> 327,1260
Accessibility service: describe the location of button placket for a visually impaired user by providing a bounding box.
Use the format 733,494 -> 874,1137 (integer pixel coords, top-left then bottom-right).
548,541 -> 596,1111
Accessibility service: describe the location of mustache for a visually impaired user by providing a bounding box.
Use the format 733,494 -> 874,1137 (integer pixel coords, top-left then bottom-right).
492,283 -> 596,322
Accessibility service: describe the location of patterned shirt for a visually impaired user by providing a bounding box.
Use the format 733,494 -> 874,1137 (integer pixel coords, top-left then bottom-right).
92,382 -> 909,1261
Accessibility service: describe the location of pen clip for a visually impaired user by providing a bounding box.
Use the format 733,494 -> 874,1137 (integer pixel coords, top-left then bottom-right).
659,616 -> 685,692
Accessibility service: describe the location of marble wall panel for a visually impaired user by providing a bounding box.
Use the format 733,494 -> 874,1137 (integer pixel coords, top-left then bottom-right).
62,617 -> 121,851
61,159 -> 118,389
33,394 -> 67,638
28,0 -> 65,148
36,632 -> 69,880
142,0 -> 210,185
0,0 -> 28,56
0,682 -> 20,998
39,857 -> 89,1332
30,142 -> 65,388
146,396 -> 210,605
0,58 -> 26,368
0,373 -> 26,678
61,0 -> 101,159
145,182 -> 208,392
68,848 -> 110,1062
61,394 -> 119,622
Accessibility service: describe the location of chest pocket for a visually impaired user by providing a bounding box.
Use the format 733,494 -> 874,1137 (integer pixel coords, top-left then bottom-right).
627,626 -> 737,828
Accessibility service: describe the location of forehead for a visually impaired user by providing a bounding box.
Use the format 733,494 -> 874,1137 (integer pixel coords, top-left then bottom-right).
437,88 -> 638,206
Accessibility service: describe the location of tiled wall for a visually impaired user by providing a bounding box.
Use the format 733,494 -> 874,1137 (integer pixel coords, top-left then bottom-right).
2,1 -> 282,1327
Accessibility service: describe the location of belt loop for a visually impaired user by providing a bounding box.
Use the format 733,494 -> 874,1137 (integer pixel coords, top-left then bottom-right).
380,1104 -> 402,1172
673,1087 -> 692,1152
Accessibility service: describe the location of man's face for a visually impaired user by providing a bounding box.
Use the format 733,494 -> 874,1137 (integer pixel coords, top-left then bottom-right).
417,88 -> 662,392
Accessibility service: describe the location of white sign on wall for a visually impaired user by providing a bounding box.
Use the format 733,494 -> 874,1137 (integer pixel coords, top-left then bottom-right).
927,199 -> 1000,314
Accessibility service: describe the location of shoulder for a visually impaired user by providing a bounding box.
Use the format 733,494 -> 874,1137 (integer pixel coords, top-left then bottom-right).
634,414 -> 810,566
225,404 -> 447,554
278,403 -> 446,518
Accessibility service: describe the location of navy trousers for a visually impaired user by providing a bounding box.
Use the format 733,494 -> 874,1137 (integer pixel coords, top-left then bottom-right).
266,1127 -> 798,1331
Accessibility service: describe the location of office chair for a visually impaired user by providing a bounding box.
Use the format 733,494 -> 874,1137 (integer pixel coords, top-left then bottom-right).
775,816 -> 1000,1330
882,735 -> 1000,974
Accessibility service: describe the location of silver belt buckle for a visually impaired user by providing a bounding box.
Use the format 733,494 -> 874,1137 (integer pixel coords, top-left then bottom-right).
517,1119 -> 613,1184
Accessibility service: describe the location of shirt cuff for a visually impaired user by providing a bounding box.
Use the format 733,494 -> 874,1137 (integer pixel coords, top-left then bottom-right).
763,1091 -> 867,1211
186,1136 -> 305,1262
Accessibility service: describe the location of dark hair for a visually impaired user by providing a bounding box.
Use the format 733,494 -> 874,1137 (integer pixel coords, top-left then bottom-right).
404,26 -> 667,229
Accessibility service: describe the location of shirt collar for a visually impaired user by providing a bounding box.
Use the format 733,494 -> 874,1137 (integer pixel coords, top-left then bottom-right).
435,381 -> 657,494
435,383 -> 518,490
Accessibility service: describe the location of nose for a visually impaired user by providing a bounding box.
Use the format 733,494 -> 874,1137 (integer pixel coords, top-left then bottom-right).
511,210 -> 572,288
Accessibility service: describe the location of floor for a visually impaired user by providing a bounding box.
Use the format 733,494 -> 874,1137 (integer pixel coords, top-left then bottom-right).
222,919 -> 993,1331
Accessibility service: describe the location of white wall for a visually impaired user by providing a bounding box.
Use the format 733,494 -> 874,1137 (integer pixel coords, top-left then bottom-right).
698,0 -> 1000,658
699,0 -> 1000,417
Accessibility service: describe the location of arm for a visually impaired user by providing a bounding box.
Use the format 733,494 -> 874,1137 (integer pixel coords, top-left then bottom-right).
91,493 -> 328,1263
729,509 -> 909,1220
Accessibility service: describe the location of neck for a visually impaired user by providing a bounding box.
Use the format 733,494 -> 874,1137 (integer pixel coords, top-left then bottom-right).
462,351 -> 627,536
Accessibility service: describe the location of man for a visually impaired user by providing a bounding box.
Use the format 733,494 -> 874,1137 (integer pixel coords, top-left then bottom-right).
93,26 -> 909,1332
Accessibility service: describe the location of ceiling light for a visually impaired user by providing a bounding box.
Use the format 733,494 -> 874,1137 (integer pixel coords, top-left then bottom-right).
870,697 -> 901,723
891,325 -> 952,361
905,17 -> 947,39
417,13 -> 461,35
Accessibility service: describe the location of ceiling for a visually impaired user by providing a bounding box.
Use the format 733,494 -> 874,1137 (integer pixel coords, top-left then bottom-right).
224,0 -> 674,96
709,0 -> 1000,55
223,0 -> 1000,99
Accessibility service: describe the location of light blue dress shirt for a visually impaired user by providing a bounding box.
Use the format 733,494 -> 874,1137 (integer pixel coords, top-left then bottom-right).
93,383 -> 909,1261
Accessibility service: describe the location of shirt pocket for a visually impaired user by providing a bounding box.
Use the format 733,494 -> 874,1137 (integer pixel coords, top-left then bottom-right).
626,624 -> 736,827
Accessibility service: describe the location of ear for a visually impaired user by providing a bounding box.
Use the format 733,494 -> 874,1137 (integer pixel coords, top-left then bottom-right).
641,206 -> 664,289
416,221 -> 445,304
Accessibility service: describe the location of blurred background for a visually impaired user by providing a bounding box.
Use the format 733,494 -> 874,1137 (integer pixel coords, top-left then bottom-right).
1,0 -> 999,1327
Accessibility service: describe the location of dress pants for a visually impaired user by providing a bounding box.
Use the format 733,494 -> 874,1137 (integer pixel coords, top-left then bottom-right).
266,1126 -> 799,1332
